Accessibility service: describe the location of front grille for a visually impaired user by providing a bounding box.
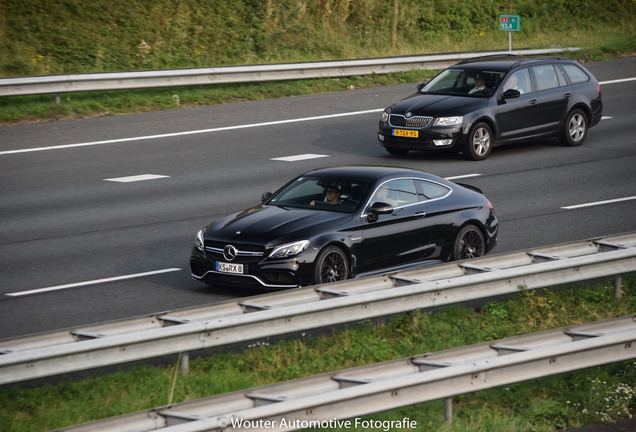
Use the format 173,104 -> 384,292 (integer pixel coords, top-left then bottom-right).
205,241 -> 265,263
389,114 -> 433,128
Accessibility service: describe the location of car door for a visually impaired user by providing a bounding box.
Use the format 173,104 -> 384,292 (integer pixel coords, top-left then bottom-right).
529,63 -> 572,134
354,179 -> 432,274
495,68 -> 542,142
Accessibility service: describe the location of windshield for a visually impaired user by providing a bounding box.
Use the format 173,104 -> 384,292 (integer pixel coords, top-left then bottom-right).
267,176 -> 372,213
420,68 -> 506,97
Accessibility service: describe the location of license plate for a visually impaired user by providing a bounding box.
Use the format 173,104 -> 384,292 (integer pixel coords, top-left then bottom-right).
392,129 -> 418,138
216,262 -> 244,274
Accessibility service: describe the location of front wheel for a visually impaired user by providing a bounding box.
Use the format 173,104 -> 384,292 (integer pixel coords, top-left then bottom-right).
464,122 -> 492,161
312,246 -> 349,284
452,225 -> 486,260
560,108 -> 587,146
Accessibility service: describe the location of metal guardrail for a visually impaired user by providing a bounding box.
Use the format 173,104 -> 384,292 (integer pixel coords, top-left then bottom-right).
55,315 -> 636,432
0,48 -> 580,97
0,232 -> 634,386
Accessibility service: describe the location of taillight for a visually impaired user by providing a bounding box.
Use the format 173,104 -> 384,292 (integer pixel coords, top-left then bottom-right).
597,84 -> 602,100
487,201 -> 494,210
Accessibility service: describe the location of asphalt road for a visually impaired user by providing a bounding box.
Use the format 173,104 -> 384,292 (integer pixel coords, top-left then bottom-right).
1,57 -> 635,340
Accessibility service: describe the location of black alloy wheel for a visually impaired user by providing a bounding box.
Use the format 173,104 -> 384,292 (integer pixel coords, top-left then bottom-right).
452,224 -> 486,260
313,246 -> 349,284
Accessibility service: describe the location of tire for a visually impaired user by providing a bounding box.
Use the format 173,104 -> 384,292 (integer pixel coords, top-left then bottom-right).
560,108 -> 587,147
452,224 -> 486,261
312,246 -> 349,284
464,122 -> 492,161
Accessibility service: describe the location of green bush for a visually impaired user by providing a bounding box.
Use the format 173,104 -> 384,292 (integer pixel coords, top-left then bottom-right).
1,0 -> 634,77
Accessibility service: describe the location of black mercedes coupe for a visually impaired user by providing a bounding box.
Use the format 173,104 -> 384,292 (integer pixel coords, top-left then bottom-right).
190,166 -> 498,289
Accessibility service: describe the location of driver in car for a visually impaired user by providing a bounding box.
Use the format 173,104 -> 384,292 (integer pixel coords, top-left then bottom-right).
310,184 -> 342,206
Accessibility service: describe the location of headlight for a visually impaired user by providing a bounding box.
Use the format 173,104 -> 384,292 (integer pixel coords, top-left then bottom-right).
381,109 -> 390,123
269,240 -> 310,259
194,227 -> 206,252
433,116 -> 463,127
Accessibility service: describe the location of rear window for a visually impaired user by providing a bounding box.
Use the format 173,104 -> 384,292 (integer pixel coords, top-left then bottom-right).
562,64 -> 590,84
532,64 -> 561,91
417,180 -> 451,200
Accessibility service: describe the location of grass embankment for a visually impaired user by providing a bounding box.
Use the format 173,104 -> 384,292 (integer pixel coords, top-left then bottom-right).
0,0 -> 635,124
1,276 -> 635,431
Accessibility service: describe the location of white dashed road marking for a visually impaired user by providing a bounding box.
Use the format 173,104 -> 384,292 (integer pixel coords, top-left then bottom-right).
105,174 -> 170,182
271,154 -> 330,162
6,268 -> 182,297
445,174 -> 482,180
562,196 -> 636,210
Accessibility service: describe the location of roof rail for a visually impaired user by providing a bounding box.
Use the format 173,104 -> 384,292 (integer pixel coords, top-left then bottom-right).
457,54 -> 518,64
458,54 -> 570,68
509,55 -> 570,68
523,55 -> 569,62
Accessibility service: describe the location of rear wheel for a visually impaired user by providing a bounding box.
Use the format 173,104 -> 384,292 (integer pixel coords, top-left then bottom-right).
313,246 -> 349,284
452,224 -> 486,260
560,108 -> 587,146
464,122 -> 492,161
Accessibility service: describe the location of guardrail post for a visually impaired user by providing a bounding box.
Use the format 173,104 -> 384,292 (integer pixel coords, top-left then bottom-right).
55,93 -> 60,104
180,352 -> 190,376
615,275 -> 623,299
444,397 -> 453,424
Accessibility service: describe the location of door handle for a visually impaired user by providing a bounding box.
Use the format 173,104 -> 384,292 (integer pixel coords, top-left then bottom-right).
529,99 -> 537,105
415,211 -> 427,218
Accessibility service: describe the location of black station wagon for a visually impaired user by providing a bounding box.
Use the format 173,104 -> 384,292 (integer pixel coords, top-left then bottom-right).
378,55 -> 603,160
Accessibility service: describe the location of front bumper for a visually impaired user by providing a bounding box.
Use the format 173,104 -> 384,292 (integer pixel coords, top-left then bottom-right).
378,122 -> 464,151
190,248 -> 313,289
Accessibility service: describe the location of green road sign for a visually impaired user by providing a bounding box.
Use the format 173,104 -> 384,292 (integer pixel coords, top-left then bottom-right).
500,15 -> 520,32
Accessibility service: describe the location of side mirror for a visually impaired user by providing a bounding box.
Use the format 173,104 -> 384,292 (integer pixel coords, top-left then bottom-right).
503,89 -> 521,99
261,192 -> 273,203
366,202 -> 394,222
417,81 -> 428,92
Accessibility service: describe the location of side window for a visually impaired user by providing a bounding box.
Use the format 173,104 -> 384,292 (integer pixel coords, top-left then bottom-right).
416,180 -> 451,200
555,66 -> 568,86
532,64 -> 561,91
369,179 -> 418,208
503,69 -> 531,94
562,64 -> 590,84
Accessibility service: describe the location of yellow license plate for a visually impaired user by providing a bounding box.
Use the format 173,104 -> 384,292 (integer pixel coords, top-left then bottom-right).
392,129 -> 418,138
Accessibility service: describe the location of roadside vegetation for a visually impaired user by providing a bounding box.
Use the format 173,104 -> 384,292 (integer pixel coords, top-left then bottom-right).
1,276 -> 635,431
0,0 -> 634,124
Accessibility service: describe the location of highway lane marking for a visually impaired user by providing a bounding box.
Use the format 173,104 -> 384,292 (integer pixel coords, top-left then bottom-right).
0,109 -> 384,155
445,174 -> 482,180
105,174 -> 170,182
5,268 -> 182,297
562,195 -> 636,210
271,154 -> 330,162
601,77 -> 636,85
0,75 -> 629,156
